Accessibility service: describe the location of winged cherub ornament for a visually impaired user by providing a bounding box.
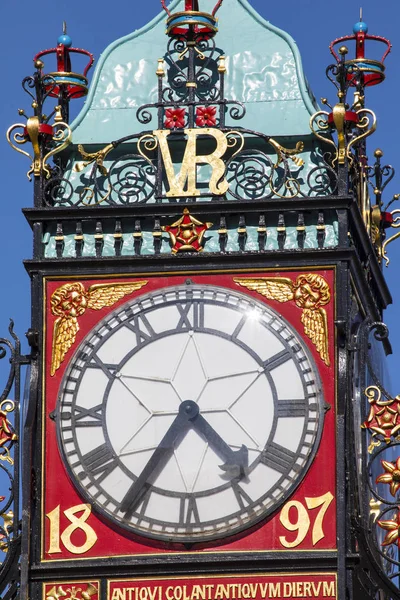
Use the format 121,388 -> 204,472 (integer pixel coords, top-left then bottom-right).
234,274 -> 331,366
50,281 -> 148,376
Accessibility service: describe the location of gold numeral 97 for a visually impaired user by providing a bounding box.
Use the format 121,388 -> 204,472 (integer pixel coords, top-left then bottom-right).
279,492 -> 334,548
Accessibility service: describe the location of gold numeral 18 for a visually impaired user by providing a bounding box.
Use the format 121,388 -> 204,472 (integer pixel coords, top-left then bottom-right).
279,492 -> 334,548
46,503 -> 98,555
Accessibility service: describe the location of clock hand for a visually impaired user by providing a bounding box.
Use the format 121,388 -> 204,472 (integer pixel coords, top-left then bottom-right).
189,408 -> 248,478
120,400 -> 199,517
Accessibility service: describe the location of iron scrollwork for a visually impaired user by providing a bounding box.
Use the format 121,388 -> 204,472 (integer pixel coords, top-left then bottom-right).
353,320 -> 400,597
0,321 -> 34,600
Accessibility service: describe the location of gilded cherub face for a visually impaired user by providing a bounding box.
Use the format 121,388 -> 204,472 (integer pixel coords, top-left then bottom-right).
293,274 -> 330,310
51,282 -> 88,318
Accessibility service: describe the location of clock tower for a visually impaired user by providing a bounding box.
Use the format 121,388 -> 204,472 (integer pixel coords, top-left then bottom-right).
5,1 -> 400,600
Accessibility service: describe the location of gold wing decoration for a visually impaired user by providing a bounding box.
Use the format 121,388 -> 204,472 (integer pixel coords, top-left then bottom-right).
51,314 -> 79,376
86,282 -> 148,310
301,308 -> 330,367
234,273 -> 331,367
233,277 -> 295,303
50,281 -> 148,376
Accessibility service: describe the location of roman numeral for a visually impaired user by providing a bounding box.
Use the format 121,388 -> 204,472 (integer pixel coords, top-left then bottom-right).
193,302 -> 205,329
72,404 -> 103,427
126,314 -> 156,345
175,302 -> 205,330
277,399 -> 307,418
180,496 -> 200,526
263,350 -> 291,371
176,303 -> 192,330
88,354 -> 119,379
81,443 -> 119,482
231,480 -> 254,511
260,442 -> 296,474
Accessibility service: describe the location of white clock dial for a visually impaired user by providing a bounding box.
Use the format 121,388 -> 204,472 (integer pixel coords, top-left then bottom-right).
57,283 -> 324,543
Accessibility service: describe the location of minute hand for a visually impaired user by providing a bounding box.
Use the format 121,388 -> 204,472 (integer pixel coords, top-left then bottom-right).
190,412 -> 248,477
120,400 -> 197,516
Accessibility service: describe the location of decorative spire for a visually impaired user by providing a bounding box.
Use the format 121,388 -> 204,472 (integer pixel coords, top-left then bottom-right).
330,12 -> 391,87
33,25 -> 94,99
162,0 -> 224,38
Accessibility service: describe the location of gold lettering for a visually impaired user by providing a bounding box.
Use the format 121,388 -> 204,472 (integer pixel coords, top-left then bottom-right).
46,503 -> 97,555
312,583 -> 322,596
268,584 -> 281,599
296,582 -> 304,597
323,582 -> 335,597
61,503 -> 97,555
305,492 -> 334,545
279,500 -> 310,548
205,586 -> 214,600
111,590 -> 126,600
283,583 -> 292,598
46,505 -> 61,554
303,582 -> 312,597
154,128 -> 229,197
215,586 -> 229,600
249,584 -> 258,599
192,586 -> 206,600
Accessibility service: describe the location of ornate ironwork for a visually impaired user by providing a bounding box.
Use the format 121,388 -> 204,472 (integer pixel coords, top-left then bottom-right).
365,149 -> 400,266
0,322 -> 35,600
9,2 -> 344,208
7,28 -> 92,184
352,320 -> 400,597
309,16 -> 400,268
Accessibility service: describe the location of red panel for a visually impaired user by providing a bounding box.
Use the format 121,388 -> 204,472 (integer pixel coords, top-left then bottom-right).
108,574 -> 337,600
42,269 -> 336,561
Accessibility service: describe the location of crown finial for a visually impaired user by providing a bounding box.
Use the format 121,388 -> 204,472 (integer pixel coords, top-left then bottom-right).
162,0 -> 224,38
330,12 -> 391,87
34,26 -> 94,99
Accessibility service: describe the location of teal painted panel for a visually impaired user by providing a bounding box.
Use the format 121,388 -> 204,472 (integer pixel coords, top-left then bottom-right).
43,213 -> 339,258
71,0 -> 318,143
52,139 -> 334,207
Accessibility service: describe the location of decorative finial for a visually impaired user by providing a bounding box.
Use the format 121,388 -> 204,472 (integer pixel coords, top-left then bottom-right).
330,15 -> 391,87
58,21 -> 72,48
163,0 -> 224,37
34,28 -> 94,100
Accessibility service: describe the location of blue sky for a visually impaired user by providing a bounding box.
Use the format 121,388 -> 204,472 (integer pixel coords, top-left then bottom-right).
1,0 -> 400,391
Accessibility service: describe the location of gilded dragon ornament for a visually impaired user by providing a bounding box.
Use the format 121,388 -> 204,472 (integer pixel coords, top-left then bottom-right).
50,281 -> 148,376
234,274 -> 331,366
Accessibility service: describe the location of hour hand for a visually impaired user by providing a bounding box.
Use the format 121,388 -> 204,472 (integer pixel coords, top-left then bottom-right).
120,400 -> 198,517
189,407 -> 248,478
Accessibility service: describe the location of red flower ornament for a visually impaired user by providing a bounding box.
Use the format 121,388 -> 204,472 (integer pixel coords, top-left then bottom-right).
196,106 -> 217,127
165,108 -> 186,129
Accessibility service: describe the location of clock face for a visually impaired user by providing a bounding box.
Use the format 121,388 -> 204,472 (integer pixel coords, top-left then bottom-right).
56,283 -> 324,543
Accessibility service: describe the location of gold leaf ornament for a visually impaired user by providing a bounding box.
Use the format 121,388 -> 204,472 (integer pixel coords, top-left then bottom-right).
50,281 -> 148,376
234,273 -> 331,366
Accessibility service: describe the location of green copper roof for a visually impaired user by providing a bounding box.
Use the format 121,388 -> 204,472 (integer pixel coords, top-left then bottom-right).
71,0 -> 318,143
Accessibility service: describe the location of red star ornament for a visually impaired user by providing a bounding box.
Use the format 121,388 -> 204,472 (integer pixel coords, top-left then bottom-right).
163,208 -> 213,253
